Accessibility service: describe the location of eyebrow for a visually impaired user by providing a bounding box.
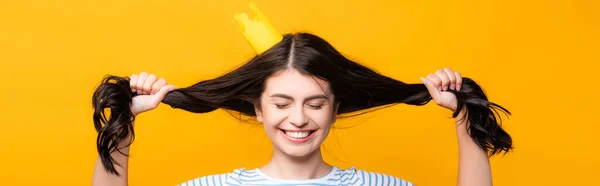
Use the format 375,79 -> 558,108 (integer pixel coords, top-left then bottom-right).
270,93 -> 330,101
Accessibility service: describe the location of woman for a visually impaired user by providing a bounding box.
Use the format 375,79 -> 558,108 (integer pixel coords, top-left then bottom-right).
91,33 -> 512,186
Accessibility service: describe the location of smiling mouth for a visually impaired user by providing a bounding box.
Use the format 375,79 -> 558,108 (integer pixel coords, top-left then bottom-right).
280,129 -> 316,139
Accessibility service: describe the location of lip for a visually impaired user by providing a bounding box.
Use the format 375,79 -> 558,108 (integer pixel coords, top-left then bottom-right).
280,129 -> 317,132
280,129 -> 316,144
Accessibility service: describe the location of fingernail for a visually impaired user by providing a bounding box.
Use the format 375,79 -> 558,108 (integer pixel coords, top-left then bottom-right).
450,84 -> 455,90
443,86 -> 448,91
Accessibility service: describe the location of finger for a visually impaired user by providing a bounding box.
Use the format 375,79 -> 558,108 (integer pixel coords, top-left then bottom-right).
142,74 -> 157,94
151,85 -> 177,105
130,74 -> 138,92
151,78 -> 167,94
136,72 -> 148,94
435,69 -> 450,91
444,68 -> 456,90
427,74 -> 442,91
420,77 -> 441,101
455,72 -> 463,91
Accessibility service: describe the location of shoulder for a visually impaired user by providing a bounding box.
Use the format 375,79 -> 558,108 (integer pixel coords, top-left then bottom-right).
334,167 -> 414,186
177,168 -> 262,186
178,168 -> 252,186
178,167 -> 414,186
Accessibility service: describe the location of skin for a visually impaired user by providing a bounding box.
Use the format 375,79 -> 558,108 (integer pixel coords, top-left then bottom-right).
92,68 -> 493,186
253,68 -> 338,180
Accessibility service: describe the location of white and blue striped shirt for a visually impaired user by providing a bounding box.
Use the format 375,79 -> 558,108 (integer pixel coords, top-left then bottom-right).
178,166 -> 414,186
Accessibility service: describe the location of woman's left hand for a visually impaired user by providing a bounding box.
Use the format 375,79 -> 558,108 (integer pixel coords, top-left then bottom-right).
420,68 -> 463,112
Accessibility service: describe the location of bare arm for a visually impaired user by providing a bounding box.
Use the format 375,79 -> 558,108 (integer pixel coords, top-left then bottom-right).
91,72 -> 177,186
455,108 -> 492,186
420,68 -> 494,186
92,132 -> 132,186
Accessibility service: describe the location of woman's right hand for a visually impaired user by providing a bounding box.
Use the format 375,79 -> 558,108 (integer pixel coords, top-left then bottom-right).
129,72 -> 177,116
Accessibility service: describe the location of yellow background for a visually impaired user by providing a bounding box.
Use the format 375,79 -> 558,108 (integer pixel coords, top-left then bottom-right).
0,0 -> 598,185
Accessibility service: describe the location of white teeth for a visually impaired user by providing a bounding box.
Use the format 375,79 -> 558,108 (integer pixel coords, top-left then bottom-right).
285,131 -> 310,139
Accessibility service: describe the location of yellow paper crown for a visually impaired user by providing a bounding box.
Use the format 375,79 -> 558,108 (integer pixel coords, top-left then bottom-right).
233,2 -> 283,54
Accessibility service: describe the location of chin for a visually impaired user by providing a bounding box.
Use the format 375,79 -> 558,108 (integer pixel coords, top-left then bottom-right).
280,146 -> 318,158
271,129 -> 327,158
276,136 -> 322,158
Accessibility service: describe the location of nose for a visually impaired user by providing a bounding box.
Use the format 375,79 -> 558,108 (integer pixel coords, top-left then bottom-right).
289,105 -> 308,127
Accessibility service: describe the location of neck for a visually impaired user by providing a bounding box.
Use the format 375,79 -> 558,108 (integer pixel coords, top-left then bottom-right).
260,147 -> 332,180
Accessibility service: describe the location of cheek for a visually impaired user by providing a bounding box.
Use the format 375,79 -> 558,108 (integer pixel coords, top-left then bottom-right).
261,107 -> 286,126
307,109 -> 335,127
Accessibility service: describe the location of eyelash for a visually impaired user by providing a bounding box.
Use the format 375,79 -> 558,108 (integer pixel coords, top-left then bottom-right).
308,105 -> 323,110
275,104 -> 323,110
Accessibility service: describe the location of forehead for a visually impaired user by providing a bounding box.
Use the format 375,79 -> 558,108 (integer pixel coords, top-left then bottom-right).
263,68 -> 332,96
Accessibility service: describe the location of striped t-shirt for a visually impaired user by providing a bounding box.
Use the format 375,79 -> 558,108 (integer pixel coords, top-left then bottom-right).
178,166 -> 414,186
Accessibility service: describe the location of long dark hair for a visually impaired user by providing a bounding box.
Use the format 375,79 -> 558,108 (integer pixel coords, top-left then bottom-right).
92,32 -> 512,175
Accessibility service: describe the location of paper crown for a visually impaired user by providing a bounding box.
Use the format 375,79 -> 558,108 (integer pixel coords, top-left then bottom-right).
233,2 -> 283,54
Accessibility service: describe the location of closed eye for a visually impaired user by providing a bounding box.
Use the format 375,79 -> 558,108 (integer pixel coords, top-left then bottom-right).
275,104 -> 289,109
275,104 -> 323,109
308,104 -> 323,110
